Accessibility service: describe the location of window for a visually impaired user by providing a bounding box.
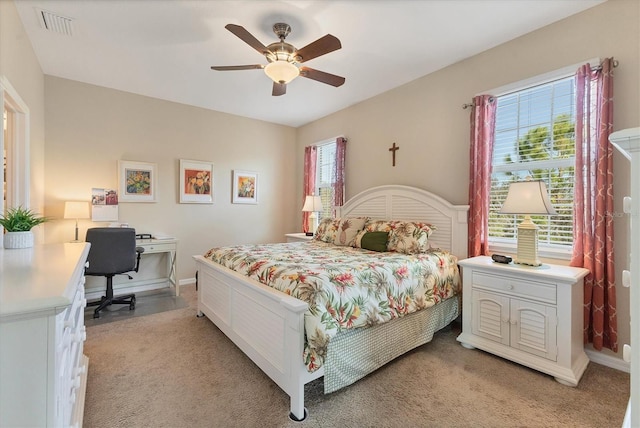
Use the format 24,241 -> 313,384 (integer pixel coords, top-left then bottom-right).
315,141 -> 336,221
488,76 -> 576,258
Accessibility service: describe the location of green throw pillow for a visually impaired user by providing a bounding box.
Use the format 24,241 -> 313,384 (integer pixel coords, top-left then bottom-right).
361,231 -> 388,252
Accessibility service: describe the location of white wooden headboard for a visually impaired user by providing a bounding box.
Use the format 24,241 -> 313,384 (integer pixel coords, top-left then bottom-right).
336,185 -> 469,259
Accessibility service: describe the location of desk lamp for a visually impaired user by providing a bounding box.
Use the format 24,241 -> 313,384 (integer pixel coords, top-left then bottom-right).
302,194 -> 323,236
499,179 -> 557,266
64,201 -> 90,242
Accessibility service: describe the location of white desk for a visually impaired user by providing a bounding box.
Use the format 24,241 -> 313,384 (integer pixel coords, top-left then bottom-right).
84,238 -> 178,299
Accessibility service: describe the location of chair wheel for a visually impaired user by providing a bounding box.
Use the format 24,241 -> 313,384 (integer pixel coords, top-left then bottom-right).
129,297 -> 136,310
93,312 -> 100,319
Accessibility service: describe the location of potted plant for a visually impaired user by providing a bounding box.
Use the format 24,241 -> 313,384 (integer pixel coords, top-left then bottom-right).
0,206 -> 48,249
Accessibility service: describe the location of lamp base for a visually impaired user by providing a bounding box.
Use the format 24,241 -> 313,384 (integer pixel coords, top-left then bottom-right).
515,220 -> 542,266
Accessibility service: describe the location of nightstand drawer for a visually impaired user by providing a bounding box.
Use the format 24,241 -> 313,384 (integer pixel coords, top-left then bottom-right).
472,271 -> 556,304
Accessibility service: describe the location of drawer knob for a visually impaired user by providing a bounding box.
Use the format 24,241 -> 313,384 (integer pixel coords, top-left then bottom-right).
623,196 -> 632,214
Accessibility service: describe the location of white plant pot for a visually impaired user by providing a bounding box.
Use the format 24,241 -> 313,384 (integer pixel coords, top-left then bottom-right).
3,231 -> 34,249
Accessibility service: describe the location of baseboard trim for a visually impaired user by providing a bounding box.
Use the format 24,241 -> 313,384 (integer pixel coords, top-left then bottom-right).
180,278 -> 196,286
586,349 -> 630,373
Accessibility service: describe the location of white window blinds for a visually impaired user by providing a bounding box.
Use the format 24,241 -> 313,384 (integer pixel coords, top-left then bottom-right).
489,76 -> 576,250
316,142 -> 336,220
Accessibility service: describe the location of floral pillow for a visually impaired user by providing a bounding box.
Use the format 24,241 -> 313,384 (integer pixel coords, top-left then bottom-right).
362,219 -> 435,254
333,217 -> 367,246
314,218 -> 340,243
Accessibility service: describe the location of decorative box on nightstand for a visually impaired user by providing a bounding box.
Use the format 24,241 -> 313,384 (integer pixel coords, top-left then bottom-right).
285,233 -> 314,243
456,256 -> 589,386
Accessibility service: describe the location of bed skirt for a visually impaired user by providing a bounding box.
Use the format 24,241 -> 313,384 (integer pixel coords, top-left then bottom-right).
324,295 -> 460,393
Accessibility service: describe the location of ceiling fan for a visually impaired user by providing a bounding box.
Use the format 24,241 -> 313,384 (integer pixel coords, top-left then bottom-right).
211,23 -> 345,96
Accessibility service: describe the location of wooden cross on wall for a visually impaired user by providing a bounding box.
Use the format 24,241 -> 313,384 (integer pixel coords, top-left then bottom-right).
389,142 -> 399,167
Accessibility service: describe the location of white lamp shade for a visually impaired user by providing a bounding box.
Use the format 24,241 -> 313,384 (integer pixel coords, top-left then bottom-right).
264,61 -> 300,84
64,201 -> 90,219
499,180 -> 557,215
302,195 -> 323,212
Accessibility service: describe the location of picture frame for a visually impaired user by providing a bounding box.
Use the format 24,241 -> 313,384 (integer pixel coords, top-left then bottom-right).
232,170 -> 258,204
179,159 -> 214,204
118,160 -> 157,203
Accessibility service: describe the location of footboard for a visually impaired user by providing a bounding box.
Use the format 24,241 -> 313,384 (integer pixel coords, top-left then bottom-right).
194,255 -> 322,420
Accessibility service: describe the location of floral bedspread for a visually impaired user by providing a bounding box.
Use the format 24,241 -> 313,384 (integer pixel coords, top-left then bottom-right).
203,241 -> 460,373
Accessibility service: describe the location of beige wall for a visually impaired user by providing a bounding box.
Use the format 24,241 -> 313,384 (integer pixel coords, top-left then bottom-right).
296,0 -> 640,359
43,77 -> 297,282
0,0 -> 47,243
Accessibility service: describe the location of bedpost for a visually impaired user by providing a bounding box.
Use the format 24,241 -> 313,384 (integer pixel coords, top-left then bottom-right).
288,386 -> 306,421
284,305 -> 308,421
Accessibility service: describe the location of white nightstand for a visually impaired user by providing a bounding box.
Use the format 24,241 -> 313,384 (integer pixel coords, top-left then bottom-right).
285,233 -> 313,243
456,256 -> 589,386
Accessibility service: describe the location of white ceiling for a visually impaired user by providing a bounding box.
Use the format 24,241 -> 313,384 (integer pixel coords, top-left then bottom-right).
14,0 -> 605,127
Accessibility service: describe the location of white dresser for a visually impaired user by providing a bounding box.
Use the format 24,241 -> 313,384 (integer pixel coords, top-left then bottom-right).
0,243 -> 91,428
609,127 -> 640,428
457,256 -> 589,386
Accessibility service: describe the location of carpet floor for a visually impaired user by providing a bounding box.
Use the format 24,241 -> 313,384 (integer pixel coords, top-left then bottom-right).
82,284 -> 629,428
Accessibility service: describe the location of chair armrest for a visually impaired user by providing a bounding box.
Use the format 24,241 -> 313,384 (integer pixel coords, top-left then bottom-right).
134,247 -> 144,272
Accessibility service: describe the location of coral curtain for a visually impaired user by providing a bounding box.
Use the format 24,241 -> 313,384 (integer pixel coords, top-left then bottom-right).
332,137 -> 347,216
303,145 -> 317,233
467,95 -> 497,257
571,58 -> 617,352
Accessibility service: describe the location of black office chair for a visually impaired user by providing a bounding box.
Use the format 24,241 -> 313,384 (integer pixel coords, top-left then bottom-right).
85,227 -> 144,319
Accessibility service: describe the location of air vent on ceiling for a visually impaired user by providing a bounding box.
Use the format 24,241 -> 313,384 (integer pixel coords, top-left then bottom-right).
37,8 -> 74,36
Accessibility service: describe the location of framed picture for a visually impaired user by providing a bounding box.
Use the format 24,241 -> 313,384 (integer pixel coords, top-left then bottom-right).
232,170 -> 258,204
118,160 -> 157,202
179,159 -> 214,204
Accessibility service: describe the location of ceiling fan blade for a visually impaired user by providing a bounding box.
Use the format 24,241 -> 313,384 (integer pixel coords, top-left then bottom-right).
299,67 -> 345,87
272,82 -> 286,96
294,34 -> 341,63
225,24 -> 269,56
211,65 -> 264,71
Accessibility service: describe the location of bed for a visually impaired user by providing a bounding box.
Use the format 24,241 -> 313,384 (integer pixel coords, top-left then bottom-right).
194,185 -> 469,420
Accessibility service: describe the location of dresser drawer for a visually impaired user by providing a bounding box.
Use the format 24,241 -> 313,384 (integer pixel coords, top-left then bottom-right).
472,271 -> 557,304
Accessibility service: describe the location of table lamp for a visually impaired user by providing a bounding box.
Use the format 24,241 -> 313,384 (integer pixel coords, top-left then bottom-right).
302,194 -> 323,236
64,201 -> 90,242
499,179 -> 557,266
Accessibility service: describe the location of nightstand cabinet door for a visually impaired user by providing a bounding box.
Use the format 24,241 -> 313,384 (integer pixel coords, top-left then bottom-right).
471,290 -> 557,360
510,299 -> 557,361
472,290 -> 510,345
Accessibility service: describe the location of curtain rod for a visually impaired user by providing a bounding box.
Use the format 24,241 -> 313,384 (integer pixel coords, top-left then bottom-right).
462,97 -> 494,110
462,58 -> 619,110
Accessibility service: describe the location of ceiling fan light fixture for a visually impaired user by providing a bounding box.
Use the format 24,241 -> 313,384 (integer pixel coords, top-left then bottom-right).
264,60 -> 299,84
